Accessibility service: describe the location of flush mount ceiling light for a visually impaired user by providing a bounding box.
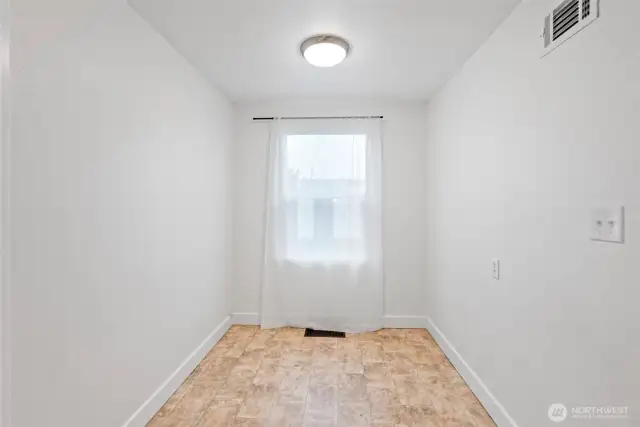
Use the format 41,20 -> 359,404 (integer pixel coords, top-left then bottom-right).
300,35 -> 350,68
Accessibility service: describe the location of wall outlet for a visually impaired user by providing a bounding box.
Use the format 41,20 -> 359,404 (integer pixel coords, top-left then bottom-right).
492,259 -> 500,280
591,206 -> 625,244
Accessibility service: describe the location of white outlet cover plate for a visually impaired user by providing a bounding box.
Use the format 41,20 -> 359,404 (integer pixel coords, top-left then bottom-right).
591,206 -> 625,244
492,259 -> 500,280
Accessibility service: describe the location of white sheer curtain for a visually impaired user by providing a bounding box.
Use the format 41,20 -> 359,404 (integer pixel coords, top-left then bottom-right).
260,119 -> 384,333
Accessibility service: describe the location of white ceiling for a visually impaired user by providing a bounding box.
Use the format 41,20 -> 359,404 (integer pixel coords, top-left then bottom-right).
130,0 -> 521,102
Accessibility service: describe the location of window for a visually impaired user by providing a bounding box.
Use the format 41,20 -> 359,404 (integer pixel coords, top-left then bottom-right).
282,134 -> 367,262
262,119 -> 383,331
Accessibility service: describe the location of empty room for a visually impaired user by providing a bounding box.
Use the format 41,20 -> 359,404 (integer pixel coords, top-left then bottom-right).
4,0 -> 638,426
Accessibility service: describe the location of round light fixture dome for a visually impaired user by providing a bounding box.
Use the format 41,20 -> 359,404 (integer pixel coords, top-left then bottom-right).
300,35 -> 350,67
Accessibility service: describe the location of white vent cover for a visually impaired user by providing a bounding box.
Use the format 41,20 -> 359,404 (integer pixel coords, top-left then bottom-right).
542,0 -> 599,57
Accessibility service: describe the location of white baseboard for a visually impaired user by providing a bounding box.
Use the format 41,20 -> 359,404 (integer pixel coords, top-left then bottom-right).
232,312 -> 260,325
121,316 -> 232,427
426,317 -> 520,427
231,313 -> 427,329
382,315 -> 427,329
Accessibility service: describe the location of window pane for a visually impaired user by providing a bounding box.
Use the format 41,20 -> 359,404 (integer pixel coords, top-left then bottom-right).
284,134 -> 366,198
283,134 -> 367,262
297,198 -> 315,240
333,198 -> 363,240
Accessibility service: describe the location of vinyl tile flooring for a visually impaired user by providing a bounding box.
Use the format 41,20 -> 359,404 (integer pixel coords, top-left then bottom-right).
147,326 -> 497,427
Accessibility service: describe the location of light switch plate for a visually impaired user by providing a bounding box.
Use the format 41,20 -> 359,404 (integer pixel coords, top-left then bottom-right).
591,206 -> 625,244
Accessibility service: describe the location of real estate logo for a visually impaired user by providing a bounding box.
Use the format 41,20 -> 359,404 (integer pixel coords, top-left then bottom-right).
548,403 -> 629,423
548,403 -> 568,423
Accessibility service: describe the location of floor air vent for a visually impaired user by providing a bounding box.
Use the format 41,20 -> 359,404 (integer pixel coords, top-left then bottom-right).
542,0 -> 599,57
304,329 -> 346,338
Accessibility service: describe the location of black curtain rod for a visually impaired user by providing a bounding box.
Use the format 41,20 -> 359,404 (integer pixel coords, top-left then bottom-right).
253,115 -> 383,121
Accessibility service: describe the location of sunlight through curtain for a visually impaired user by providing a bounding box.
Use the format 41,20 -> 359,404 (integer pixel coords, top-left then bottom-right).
260,119 -> 383,333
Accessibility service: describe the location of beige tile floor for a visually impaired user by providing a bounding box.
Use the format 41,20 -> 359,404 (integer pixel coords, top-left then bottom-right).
147,326 -> 497,427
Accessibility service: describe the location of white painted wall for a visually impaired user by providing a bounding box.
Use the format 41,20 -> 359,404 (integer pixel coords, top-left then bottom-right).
233,101 -> 427,323
10,1 -> 233,426
0,0 -> 8,423
424,1 -> 639,426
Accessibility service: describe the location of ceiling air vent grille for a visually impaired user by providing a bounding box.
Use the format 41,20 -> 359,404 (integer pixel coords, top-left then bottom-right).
583,0 -> 591,19
542,0 -> 600,57
553,0 -> 579,41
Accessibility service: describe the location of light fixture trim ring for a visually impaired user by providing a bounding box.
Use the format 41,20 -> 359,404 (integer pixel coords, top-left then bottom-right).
300,34 -> 351,65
